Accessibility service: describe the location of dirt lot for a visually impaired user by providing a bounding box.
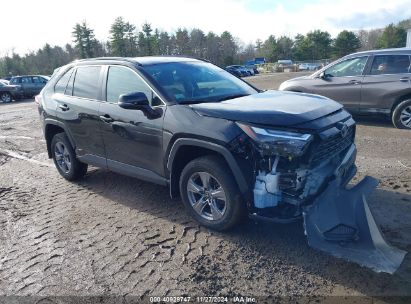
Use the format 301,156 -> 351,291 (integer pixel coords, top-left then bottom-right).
0,72 -> 411,302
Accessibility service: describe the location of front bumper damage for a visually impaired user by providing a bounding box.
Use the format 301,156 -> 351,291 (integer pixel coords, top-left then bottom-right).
303,174 -> 406,274
232,120 -> 407,273
245,140 -> 406,273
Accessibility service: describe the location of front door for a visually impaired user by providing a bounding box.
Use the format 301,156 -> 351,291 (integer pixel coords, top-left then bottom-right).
312,56 -> 369,112
98,65 -> 165,176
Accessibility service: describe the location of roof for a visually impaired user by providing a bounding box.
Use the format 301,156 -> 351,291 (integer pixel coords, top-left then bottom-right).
346,48 -> 411,57
76,56 -> 203,66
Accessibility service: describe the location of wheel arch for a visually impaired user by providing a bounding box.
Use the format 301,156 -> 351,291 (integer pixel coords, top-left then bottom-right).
391,92 -> 411,116
167,138 -> 250,199
44,119 -> 75,158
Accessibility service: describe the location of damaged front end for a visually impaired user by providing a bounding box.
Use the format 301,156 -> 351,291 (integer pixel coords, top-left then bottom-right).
230,119 -> 406,273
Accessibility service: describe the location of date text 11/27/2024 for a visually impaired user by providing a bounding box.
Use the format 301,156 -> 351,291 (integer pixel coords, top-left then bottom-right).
149,296 -> 256,303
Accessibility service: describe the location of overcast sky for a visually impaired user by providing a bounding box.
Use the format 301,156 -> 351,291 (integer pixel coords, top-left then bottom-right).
1,0 -> 410,55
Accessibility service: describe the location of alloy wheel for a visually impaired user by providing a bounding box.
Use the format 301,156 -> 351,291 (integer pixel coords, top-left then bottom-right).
400,105 -> 411,128
186,171 -> 227,221
1,93 -> 11,103
54,142 -> 72,174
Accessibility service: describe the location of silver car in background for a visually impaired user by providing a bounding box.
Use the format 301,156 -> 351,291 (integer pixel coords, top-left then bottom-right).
279,48 -> 411,129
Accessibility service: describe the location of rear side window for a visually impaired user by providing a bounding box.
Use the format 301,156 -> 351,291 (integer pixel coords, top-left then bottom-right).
370,55 -> 411,75
54,68 -> 74,94
73,66 -> 101,100
106,66 -> 153,104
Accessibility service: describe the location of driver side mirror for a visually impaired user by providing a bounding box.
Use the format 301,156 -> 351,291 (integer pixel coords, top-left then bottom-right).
318,71 -> 330,80
118,91 -> 162,119
118,91 -> 149,110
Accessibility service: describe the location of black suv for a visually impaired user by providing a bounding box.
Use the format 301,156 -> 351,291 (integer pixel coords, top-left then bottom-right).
38,57 -> 408,273
38,56 -> 359,231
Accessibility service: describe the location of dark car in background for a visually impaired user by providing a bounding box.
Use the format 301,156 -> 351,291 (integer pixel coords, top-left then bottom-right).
10,75 -> 49,98
225,66 -> 242,77
0,81 -> 23,102
279,48 -> 411,129
225,65 -> 249,77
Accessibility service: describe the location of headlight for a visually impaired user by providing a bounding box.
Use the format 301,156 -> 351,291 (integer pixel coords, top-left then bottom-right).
236,122 -> 313,157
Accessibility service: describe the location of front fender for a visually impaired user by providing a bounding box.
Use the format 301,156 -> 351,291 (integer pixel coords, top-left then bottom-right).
167,138 -> 250,199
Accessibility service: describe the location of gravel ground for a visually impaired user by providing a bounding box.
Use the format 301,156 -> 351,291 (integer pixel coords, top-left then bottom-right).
0,73 -> 410,302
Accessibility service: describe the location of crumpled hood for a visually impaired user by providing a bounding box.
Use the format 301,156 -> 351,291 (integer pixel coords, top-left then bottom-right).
190,90 -> 342,126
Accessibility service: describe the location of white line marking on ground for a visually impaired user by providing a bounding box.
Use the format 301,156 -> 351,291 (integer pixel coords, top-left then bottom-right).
398,161 -> 411,170
0,136 -> 35,140
0,149 -> 53,167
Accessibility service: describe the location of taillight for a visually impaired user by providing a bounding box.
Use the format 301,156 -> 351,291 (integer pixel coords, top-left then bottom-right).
34,95 -> 42,105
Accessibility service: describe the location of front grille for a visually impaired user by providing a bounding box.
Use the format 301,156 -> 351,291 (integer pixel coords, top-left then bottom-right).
311,125 -> 354,165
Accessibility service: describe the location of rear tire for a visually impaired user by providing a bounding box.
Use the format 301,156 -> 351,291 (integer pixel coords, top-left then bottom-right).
392,99 -> 411,129
179,155 -> 245,231
51,132 -> 88,181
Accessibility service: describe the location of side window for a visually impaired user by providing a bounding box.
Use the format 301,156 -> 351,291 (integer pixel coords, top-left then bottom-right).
370,55 -> 411,75
325,56 -> 368,77
32,76 -> 42,83
54,68 -> 74,94
21,77 -> 32,84
106,66 -> 158,105
73,66 -> 101,100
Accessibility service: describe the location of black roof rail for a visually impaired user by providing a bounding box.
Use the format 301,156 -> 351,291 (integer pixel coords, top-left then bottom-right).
76,57 -> 142,66
149,54 -> 210,63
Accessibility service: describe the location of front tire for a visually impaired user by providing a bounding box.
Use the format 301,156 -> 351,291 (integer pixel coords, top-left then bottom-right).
51,132 -> 88,181
0,92 -> 12,103
179,155 -> 245,231
392,99 -> 411,129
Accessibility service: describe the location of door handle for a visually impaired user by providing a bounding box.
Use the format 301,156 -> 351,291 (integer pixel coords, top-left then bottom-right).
99,114 -> 114,123
58,104 -> 69,111
400,77 -> 410,82
348,79 -> 361,85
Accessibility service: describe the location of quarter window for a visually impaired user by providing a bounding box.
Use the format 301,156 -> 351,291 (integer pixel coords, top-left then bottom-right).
106,66 -> 156,105
325,56 -> 368,77
370,55 -> 410,75
54,68 -> 74,94
73,66 -> 101,100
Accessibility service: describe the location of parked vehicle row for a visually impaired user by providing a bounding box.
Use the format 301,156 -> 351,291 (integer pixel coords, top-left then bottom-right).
279,48 -> 411,129
225,64 -> 258,77
298,62 -> 322,71
0,75 -> 49,102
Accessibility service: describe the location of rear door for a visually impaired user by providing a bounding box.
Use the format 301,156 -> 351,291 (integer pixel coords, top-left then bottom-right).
54,65 -> 106,164
311,56 -> 369,112
21,76 -> 35,97
360,54 -> 411,114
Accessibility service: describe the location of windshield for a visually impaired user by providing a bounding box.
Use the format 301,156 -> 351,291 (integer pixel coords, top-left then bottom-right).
142,61 -> 257,104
